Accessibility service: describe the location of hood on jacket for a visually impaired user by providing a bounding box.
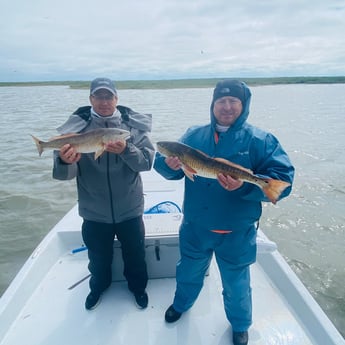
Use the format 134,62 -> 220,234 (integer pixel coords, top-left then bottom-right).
210,79 -> 252,130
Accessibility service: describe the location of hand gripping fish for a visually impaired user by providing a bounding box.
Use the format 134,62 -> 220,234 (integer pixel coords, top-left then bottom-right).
156,141 -> 291,204
31,128 -> 130,160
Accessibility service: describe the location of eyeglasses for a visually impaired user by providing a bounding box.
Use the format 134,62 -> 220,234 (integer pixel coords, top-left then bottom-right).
92,95 -> 115,101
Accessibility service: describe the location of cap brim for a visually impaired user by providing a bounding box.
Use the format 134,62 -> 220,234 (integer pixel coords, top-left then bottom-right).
91,86 -> 116,95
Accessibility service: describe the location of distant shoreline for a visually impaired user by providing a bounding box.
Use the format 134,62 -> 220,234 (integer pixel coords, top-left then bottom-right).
1,76 -> 345,89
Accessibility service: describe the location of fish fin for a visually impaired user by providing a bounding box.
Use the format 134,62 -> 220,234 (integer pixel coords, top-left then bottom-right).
30,134 -> 44,156
182,164 -> 197,181
195,149 -> 211,158
262,179 -> 291,204
94,147 -> 105,159
214,157 -> 253,174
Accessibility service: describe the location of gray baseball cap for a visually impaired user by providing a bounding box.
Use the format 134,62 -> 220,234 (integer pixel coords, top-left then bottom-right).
90,77 -> 117,95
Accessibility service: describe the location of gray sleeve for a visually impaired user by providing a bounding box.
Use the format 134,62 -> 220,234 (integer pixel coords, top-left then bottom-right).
119,129 -> 155,172
52,150 -> 78,180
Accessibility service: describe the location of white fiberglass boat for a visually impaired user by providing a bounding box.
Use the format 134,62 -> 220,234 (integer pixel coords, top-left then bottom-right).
0,170 -> 344,345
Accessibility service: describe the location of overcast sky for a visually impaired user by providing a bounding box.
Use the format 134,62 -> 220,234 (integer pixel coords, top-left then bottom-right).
1,0 -> 345,82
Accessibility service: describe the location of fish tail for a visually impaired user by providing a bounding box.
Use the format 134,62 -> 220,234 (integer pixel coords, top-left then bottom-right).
30,134 -> 44,156
262,179 -> 291,204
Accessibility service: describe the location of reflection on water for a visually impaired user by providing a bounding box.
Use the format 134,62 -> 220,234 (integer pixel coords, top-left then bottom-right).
0,84 -> 345,336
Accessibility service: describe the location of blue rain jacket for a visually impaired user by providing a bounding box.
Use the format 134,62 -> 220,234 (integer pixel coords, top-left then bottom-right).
154,83 -> 294,234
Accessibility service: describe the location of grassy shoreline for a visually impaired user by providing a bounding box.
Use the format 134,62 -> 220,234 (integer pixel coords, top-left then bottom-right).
1,76 -> 345,89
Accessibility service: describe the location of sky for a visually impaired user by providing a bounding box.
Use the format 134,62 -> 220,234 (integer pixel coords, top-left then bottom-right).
1,0 -> 345,82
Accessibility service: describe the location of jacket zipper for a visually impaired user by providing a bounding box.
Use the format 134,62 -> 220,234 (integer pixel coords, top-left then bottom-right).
105,122 -> 116,223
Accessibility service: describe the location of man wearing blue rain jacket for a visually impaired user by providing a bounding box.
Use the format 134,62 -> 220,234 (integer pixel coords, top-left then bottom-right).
153,79 -> 294,345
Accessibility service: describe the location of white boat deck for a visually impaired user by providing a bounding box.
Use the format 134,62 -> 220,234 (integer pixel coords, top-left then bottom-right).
0,230 -> 314,345
0,171 -> 344,345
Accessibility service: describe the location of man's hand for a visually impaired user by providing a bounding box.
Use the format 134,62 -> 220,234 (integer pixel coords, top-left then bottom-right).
165,156 -> 182,170
217,173 -> 243,191
105,140 -> 127,154
59,144 -> 81,164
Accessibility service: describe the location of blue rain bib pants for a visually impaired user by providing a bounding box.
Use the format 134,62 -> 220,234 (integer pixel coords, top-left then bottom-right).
172,220 -> 256,332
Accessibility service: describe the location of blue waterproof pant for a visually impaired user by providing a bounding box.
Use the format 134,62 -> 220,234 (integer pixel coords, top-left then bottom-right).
172,220 -> 256,332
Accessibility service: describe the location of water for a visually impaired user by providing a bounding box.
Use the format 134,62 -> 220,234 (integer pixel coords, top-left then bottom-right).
0,84 -> 344,337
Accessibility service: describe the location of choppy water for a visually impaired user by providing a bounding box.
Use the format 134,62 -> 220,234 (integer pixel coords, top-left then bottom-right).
0,84 -> 344,337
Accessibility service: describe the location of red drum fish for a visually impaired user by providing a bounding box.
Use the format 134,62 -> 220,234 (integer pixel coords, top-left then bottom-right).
31,128 -> 130,159
157,141 -> 291,204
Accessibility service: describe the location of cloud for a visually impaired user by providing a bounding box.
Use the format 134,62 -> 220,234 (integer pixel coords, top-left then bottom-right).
1,0 -> 345,81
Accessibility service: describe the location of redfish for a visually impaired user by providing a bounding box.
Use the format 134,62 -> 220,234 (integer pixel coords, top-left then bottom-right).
157,141 -> 291,204
31,128 -> 130,159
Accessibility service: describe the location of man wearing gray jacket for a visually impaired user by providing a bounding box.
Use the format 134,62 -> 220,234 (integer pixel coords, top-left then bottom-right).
53,77 -> 155,310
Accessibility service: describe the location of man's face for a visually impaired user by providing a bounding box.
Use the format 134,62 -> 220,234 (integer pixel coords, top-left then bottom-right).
90,89 -> 118,116
213,96 -> 243,126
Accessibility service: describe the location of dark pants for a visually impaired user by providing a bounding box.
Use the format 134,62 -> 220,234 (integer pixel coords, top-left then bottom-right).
81,216 -> 148,295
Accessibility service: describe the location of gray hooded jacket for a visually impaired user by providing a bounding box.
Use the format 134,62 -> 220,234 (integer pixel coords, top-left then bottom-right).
53,105 -> 155,224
